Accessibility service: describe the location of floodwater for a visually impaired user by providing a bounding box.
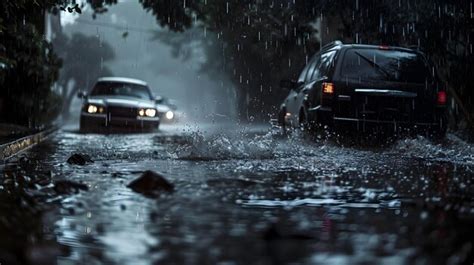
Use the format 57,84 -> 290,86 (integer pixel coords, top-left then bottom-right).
0,123 -> 473,265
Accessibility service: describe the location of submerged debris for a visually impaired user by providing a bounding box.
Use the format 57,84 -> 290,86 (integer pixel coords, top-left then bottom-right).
127,170 -> 174,197
53,180 -> 88,194
66,153 -> 93,165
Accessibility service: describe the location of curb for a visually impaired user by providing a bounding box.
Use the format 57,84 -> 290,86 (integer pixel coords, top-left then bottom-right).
0,126 -> 58,161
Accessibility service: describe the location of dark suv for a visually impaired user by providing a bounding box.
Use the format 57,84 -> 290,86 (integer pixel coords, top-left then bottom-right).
278,41 -> 447,136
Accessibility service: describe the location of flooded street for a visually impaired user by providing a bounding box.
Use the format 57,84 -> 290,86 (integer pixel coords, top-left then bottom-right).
2,0 -> 474,264
1,123 -> 473,265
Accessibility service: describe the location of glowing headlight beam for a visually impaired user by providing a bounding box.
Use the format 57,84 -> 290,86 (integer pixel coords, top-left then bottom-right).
139,108 -> 156,117
165,111 -> 174,120
87,105 -> 98,113
145,109 -> 156,117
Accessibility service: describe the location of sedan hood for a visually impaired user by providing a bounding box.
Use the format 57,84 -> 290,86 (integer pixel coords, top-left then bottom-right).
156,104 -> 171,113
86,96 -> 156,109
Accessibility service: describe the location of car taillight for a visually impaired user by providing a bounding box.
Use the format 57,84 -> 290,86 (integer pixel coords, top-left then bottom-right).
322,82 -> 334,94
437,91 -> 447,105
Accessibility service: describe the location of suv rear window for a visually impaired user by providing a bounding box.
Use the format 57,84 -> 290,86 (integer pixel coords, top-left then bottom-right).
341,48 -> 430,83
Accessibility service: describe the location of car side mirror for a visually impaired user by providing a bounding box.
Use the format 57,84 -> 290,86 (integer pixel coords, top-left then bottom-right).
77,91 -> 88,99
280,79 -> 297,91
155,96 -> 163,104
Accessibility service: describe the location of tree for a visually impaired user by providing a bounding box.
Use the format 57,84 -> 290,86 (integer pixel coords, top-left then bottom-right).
53,32 -> 115,117
7,0 -> 470,129
0,0 -> 66,128
140,0 -> 322,120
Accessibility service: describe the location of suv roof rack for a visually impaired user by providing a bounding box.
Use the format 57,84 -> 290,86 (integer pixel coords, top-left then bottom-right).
320,40 -> 343,51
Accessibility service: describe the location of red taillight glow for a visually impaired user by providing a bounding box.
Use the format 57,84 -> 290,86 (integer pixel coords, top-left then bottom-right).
379,45 -> 390,50
437,91 -> 447,105
322,82 -> 334,94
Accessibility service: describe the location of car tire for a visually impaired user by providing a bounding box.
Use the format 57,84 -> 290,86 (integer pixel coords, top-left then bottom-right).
278,108 -> 287,133
299,109 -> 308,131
430,114 -> 447,140
79,116 -> 88,133
141,122 -> 158,132
80,116 -> 96,133
299,108 -> 318,133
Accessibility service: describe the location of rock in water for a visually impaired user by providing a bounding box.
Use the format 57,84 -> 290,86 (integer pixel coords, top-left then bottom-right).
67,153 -> 93,165
127,170 -> 174,197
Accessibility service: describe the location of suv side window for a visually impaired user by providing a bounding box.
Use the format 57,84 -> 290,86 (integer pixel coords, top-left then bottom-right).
297,55 -> 318,84
313,50 -> 337,80
297,60 -> 311,84
305,56 -> 322,83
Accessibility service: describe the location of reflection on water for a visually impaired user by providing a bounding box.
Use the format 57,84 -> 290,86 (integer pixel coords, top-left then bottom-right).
240,198 -> 401,209
1,124 -> 473,264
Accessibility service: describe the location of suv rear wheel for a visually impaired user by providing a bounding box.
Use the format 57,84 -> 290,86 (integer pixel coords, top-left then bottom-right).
429,114 -> 447,140
299,108 -> 318,133
278,108 -> 287,133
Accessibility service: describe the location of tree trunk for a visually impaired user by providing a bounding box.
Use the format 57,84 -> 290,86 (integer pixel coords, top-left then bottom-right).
62,79 -> 77,120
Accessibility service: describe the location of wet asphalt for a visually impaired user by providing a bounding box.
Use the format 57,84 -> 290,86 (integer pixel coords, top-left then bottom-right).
0,122 -> 473,265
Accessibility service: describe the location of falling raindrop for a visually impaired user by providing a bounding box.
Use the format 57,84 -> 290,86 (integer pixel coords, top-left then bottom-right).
379,15 -> 383,32
471,1 -> 473,18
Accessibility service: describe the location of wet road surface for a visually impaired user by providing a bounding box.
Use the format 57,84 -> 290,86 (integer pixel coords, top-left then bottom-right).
1,123 -> 473,265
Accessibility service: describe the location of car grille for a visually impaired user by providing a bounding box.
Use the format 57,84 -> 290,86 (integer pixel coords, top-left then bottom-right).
108,106 -> 138,119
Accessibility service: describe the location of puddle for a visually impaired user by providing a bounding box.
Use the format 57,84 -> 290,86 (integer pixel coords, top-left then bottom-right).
1,124 -> 473,264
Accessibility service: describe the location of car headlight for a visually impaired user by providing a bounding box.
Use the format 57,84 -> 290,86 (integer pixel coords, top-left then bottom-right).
86,104 -> 104,114
145,109 -> 156,117
165,110 -> 174,120
138,108 -> 156,117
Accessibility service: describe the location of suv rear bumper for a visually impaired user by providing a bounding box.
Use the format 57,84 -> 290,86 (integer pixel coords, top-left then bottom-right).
310,106 -> 446,132
333,117 -> 439,126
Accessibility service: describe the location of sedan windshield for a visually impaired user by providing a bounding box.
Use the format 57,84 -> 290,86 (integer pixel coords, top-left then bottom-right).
341,48 -> 431,83
90,81 -> 152,100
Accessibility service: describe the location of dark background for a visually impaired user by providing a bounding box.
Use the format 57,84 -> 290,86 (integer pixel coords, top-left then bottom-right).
1,0 -> 472,136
